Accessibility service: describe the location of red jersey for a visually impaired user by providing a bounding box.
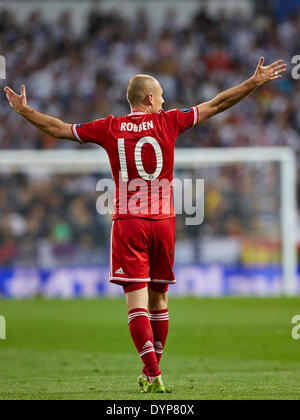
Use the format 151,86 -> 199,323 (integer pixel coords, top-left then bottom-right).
71,107 -> 199,220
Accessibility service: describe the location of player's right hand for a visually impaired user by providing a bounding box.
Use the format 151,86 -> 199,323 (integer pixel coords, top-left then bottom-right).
4,85 -> 28,114
252,57 -> 287,86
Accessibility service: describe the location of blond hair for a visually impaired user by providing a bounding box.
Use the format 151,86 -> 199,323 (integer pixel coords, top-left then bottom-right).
127,75 -> 160,106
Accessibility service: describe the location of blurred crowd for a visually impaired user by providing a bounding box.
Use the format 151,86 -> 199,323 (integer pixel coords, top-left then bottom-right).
0,173 -> 109,267
0,164 -> 281,267
1,4 -> 300,150
0,3 -> 299,266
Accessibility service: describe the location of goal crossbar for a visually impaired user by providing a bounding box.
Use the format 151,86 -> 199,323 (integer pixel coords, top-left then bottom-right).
0,147 -> 295,172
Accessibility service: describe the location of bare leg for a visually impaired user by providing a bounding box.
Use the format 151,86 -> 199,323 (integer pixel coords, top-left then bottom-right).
125,286 -> 148,311
148,287 -> 168,311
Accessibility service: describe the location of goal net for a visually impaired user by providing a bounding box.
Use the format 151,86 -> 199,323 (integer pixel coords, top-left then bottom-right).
0,147 -> 297,298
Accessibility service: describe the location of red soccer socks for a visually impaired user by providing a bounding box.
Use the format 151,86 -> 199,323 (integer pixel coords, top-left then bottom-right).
128,308 -> 161,378
149,309 -> 169,365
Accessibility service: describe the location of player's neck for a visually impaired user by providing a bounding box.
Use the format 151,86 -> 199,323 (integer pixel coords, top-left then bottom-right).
130,106 -> 153,114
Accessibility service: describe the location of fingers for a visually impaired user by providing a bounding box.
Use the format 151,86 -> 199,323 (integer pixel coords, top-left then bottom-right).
256,58 -> 287,82
273,64 -> 287,71
270,59 -> 284,69
271,63 -> 287,80
4,87 -> 13,103
274,67 -> 287,75
271,71 -> 285,79
3,86 -> 21,109
270,75 -> 283,81
4,87 -> 18,105
258,56 -> 265,67
21,85 -> 26,97
270,60 -> 287,77
3,86 -> 26,97
270,70 -> 286,80
3,85 -> 26,107
4,86 -> 16,96
259,58 -> 287,73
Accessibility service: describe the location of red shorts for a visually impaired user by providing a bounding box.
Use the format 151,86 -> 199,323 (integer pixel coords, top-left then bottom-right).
123,282 -> 169,294
110,217 -> 176,287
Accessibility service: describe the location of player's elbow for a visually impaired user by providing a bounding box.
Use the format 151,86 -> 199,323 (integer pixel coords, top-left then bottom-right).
55,131 -> 66,140
197,101 -> 219,123
50,130 -> 66,140
207,99 -> 221,116
47,123 -> 64,139
54,123 -> 74,140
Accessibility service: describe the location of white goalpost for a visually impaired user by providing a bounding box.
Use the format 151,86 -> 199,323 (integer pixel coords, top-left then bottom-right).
0,147 -> 297,296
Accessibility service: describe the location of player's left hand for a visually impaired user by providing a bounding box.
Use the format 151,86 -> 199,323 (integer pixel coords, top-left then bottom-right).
4,85 -> 28,114
253,57 -> 287,86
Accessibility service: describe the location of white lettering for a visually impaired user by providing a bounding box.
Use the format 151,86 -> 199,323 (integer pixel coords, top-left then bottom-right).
151,405 -> 159,414
147,120 -> 154,130
128,179 -> 149,214
150,405 -> 195,415
292,55 -> 300,80
150,178 -> 172,214
0,55 -> 6,79
0,315 -> 6,340
119,177 -> 129,214
184,179 -> 205,226
106,405 -> 140,418
120,121 -> 154,132
292,315 -> 300,340
95,179 -> 114,215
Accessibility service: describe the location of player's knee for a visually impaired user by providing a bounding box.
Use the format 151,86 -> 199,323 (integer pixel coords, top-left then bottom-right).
148,288 -> 168,310
150,295 -> 168,310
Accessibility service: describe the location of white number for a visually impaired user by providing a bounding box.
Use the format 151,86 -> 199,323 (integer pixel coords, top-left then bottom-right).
118,138 -> 129,182
118,136 -> 163,181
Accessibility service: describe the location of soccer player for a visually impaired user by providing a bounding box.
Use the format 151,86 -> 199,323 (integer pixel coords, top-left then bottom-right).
4,57 -> 286,393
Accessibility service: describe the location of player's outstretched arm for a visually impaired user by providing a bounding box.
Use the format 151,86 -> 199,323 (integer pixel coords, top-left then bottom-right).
195,57 -> 287,124
4,85 -> 76,141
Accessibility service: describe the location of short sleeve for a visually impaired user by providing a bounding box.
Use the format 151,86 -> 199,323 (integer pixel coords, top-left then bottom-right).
166,107 -> 199,137
71,116 -> 111,147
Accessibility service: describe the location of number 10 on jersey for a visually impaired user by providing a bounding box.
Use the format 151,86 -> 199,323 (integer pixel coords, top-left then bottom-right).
118,137 -> 163,182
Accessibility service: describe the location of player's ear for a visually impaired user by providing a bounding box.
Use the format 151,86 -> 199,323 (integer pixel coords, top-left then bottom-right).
148,93 -> 154,106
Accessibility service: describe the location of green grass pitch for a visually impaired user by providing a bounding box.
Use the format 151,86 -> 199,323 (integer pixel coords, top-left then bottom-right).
0,297 -> 299,400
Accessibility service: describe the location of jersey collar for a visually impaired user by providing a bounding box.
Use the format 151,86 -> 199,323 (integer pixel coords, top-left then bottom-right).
128,111 -> 147,116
